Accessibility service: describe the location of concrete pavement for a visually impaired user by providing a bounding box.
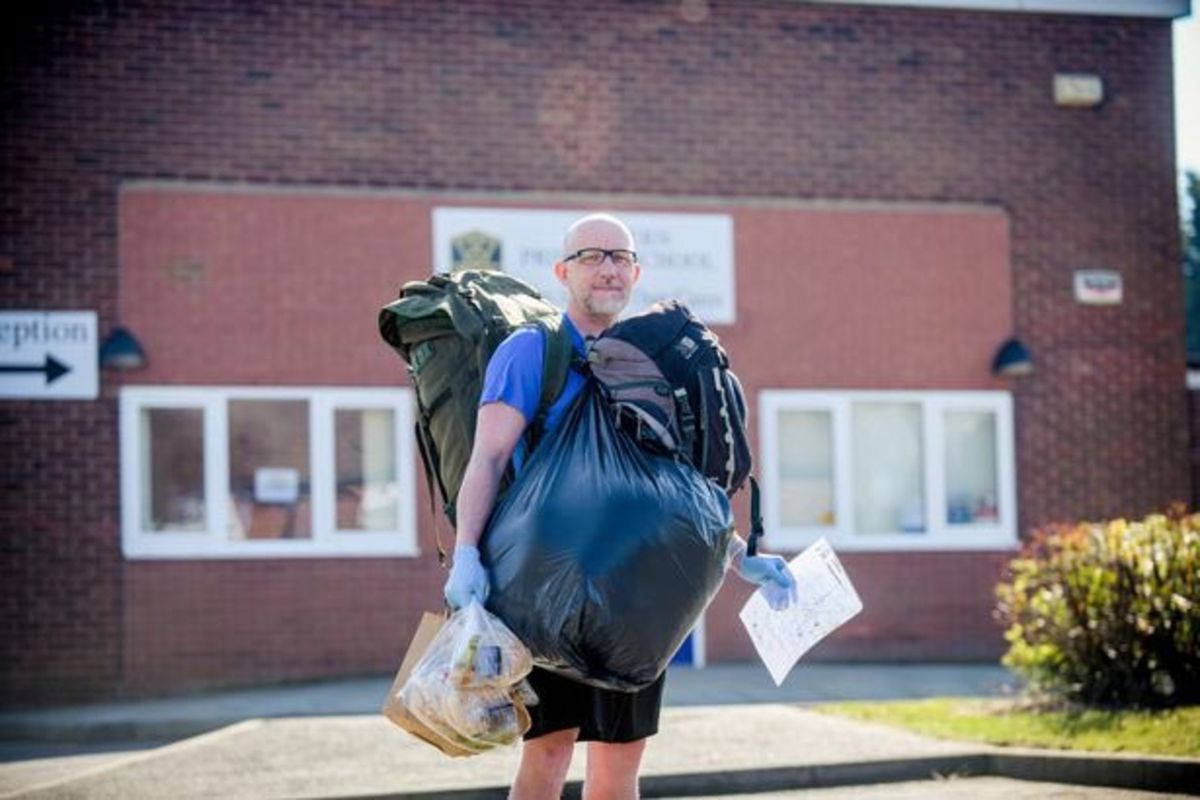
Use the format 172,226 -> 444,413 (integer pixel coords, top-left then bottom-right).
2,663 -> 1197,799
0,662 -> 1019,745
677,778 -> 1191,799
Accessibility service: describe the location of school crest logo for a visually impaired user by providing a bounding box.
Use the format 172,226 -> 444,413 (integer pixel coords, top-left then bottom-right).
451,230 -> 502,272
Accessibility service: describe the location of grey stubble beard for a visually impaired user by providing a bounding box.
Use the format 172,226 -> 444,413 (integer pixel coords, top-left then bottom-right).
583,289 -> 629,317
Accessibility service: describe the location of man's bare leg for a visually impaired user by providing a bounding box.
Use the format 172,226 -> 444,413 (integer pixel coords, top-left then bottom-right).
510,727 -> 579,800
582,738 -> 648,800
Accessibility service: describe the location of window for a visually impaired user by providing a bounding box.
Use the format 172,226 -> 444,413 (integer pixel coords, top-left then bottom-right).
121,387 -> 417,559
140,406 -> 206,532
852,402 -> 926,535
229,399 -> 312,540
944,409 -> 1001,528
335,408 -> 401,533
777,409 -> 835,528
759,390 -> 1016,551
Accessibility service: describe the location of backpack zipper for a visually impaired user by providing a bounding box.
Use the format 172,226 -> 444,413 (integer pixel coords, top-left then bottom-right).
604,379 -> 672,396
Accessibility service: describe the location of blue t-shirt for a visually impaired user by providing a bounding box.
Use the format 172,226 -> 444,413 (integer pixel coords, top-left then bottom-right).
479,313 -> 589,475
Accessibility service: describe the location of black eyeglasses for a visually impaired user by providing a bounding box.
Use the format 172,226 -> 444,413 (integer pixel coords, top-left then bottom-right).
563,248 -> 638,269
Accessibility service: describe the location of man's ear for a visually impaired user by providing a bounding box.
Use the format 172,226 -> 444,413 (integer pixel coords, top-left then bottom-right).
553,260 -> 569,285
630,262 -> 642,286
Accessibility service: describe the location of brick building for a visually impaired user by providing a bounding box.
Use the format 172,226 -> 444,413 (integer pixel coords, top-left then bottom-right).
1,0 -> 1190,706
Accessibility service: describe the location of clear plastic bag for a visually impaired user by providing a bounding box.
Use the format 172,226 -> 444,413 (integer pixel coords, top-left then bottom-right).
446,601 -> 533,688
397,600 -> 537,754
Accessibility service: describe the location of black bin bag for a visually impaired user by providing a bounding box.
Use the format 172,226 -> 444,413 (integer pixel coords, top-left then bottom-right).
481,379 -> 735,692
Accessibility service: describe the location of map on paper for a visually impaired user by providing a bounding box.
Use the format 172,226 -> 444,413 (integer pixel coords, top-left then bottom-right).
738,537 -> 863,686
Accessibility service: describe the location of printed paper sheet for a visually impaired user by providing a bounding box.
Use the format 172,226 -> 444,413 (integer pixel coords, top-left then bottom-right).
738,537 -> 863,686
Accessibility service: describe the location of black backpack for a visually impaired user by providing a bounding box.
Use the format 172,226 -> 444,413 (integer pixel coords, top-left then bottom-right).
586,300 -> 752,497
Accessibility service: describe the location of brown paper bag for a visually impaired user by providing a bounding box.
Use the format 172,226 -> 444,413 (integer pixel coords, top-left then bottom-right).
380,611 -> 476,758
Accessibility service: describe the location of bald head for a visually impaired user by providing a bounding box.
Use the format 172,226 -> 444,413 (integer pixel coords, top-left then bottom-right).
562,213 -> 636,255
554,212 -> 642,330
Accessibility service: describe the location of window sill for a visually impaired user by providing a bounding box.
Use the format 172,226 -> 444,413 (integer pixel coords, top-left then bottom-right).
762,528 -> 1019,553
122,537 -> 421,560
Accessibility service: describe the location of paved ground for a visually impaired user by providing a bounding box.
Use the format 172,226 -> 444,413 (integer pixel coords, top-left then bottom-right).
2,706 -> 980,798
1,663 -> 1194,799
677,778 -> 1194,799
0,662 -> 1021,745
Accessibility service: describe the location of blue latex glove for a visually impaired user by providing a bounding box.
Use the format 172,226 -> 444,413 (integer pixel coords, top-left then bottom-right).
739,553 -> 798,611
444,544 -> 489,610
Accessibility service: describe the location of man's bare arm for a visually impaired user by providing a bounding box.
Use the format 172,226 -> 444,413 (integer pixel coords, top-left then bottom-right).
454,401 -> 528,549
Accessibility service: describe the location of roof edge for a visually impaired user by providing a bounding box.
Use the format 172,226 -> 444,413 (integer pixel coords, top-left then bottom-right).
803,0 -> 1190,19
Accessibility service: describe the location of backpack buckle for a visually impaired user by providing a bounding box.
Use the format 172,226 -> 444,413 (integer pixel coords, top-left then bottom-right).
673,387 -> 695,455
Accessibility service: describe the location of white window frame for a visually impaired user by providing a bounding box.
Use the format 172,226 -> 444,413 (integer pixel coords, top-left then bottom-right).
759,390 -> 1017,552
120,386 -> 418,559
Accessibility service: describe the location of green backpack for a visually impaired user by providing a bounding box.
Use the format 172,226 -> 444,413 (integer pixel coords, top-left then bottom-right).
378,270 -> 574,560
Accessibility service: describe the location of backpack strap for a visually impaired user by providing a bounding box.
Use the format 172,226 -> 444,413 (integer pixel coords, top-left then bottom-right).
539,315 -> 574,412
413,419 -> 452,569
526,315 -> 576,452
671,386 -> 695,459
746,475 -> 765,557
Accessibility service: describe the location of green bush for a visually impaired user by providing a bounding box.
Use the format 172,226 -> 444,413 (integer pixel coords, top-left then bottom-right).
996,507 -> 1200,708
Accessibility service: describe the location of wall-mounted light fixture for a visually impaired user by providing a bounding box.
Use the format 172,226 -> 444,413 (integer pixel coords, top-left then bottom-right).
992,338 -> 1032,378
99,326 -> 147,371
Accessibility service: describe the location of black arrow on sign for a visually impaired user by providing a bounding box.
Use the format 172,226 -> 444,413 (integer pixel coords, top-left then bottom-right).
0,354 -> 72,385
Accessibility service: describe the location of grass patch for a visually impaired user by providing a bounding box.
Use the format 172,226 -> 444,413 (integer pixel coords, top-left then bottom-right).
814,698 -> 1200,758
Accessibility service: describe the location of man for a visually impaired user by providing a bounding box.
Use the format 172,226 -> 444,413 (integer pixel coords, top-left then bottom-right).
444,213 -> 797,800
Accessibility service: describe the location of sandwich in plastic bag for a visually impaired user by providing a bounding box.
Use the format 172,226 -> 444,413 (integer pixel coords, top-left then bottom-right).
395,600 -> 537,754
482,379 -> 736,691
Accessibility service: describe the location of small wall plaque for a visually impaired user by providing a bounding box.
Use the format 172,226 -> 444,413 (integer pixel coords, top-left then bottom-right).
1074,269 -> 1122,305
1054,73 -> 1104,108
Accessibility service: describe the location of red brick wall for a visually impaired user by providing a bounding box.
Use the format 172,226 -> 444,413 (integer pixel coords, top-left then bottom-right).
122,560 -> 441,695
119,190 -> 1011,389
117,189 -> 422,386
2,1 -> 1185,704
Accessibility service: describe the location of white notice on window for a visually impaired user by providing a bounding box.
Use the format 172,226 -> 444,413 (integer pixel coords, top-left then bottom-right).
738,537 -> 863,686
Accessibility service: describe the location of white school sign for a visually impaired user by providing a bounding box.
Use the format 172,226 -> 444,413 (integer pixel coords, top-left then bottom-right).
0,311 -> 99,400
431,208 -> 737,325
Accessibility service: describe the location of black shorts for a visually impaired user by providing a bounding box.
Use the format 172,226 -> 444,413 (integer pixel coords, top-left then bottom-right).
522,666 -> 667,744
